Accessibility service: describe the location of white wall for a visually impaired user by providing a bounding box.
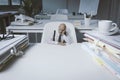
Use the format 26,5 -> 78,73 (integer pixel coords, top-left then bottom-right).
42,0 -> 67,13
68,0 -> 80,13
42,0 -> 80,13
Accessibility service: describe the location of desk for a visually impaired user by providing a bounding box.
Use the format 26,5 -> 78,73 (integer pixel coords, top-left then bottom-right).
0,43 -> 119,80
0,35 -> 29,70
7,20 -> 98,43
35,14 -> 84,20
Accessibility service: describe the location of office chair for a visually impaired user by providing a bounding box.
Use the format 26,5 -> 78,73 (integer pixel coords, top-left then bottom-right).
41,22 -> 77,44
50,14 -> 68,20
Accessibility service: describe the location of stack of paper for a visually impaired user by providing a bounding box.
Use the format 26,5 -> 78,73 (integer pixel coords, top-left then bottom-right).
85,31 -> 120,49
84,31 -> 120,59
83,31 -> 120,79
11,21 -> 34,26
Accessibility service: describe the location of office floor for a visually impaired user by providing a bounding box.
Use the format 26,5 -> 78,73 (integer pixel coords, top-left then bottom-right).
0,44 -> 119,80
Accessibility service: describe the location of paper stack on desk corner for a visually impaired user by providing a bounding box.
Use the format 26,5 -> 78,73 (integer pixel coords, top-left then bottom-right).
82,31 -> 120,79
84,31 -> 120,60
11,21 -> 34,26
84,31 -> 120,52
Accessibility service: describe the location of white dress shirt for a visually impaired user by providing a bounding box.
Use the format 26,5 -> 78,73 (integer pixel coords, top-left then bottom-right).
48,31 -> 72,45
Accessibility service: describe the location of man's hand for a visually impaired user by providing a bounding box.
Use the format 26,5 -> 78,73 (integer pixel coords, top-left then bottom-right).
58,42 -> 66,46
61,30 -> 66,35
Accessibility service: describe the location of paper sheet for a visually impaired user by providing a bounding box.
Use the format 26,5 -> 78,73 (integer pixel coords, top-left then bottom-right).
85,31 -> 120,49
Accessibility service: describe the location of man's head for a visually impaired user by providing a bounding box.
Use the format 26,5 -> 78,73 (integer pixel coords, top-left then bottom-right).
58,23 -> 66,33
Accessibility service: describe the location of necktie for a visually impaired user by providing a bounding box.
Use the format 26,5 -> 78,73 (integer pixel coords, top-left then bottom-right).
58,33 -> 66,43
58,34 -> 62,42
53,30 -> 56,41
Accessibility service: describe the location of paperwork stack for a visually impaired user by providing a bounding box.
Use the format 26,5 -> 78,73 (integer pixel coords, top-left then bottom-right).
82,31 -> 120,79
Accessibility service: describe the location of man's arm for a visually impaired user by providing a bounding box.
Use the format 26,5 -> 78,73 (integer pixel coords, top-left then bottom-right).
62,34 -> 72,45
47,31 -> 58,45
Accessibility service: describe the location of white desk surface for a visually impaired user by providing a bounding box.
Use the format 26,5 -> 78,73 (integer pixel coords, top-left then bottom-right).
0,43 -> 119,80
7,20 -> 98,33
35,14 -> 84,20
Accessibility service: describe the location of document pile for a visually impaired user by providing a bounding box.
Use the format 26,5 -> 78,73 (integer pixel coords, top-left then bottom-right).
11,14 -> 34,26
82,31 -> 120,79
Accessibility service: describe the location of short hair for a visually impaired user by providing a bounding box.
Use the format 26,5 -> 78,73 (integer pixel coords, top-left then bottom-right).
59,23 -> 66,30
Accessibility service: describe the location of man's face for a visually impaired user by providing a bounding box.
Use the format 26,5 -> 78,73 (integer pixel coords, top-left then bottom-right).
58,24 -> 66,33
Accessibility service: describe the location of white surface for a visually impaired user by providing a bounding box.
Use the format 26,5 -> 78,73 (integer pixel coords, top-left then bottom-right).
35,15 -> 84,20
50,14 -> 68,20
41,22 -> 77,43
0,43 -> 119,80
7,20 -> 98,33
11,21 -> 33,26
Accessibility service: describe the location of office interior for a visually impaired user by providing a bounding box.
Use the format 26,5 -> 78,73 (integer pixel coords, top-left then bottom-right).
0,0 -> 120,80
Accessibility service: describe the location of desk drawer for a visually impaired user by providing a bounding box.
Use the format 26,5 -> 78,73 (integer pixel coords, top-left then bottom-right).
28,33 -> 42,43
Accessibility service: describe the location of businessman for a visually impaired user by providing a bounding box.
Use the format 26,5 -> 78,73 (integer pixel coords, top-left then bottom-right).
48,23 -> 72,46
